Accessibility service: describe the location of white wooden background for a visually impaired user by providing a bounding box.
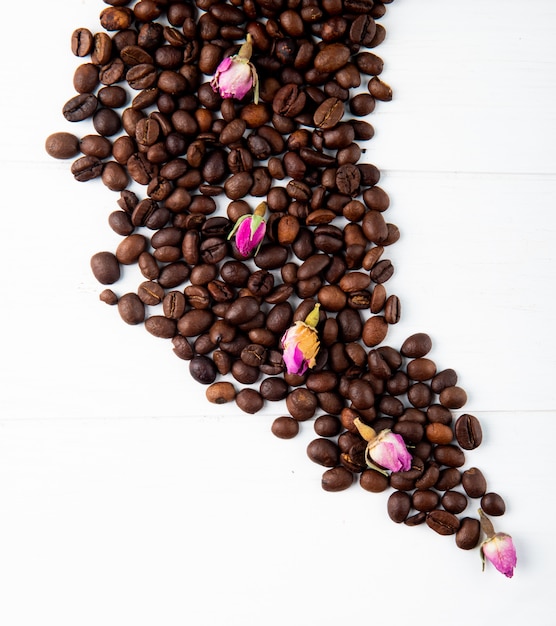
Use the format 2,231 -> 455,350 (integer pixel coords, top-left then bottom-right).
1,1 -> 555,624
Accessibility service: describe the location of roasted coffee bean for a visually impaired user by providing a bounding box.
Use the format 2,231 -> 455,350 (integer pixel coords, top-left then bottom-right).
368,76 -> 392,101
177,309 -> 214,337
393,420 -> 423,444
461,467 -> 487,499
314,43 -> 351,72
99,289 -> 118,305
71,27 -> 94,57
481,492 -> 506,516
322,467 -> 354,492
454,413 -> 483,450
441,490 -> 468,515
271,416 -> 300,439
81,134 -> 112,159
260,377 -> 289,401
145,315 -> 177,339
387,491 -> 411,523
71,155 -> 103,181
427,404 -> 453,425
313,97 -> 344,129
434,444 -> 465,468
272,84 -> 306,117
456,517 -> 481,550
236,389 -> 264,414
45,132 -> 80,159
412,489 -> 439,512
90,251 -> 120,285
314,414 -> 342,437
426,510 -> 460,535
401,333 -> 433,358
286,388 -> 318,421
63,93 -> 98,122
116,234 -> 147,265
405,512 -> 427,527
431,368 -> 458,394
415,462 -> 440,490
224,296 -> 260,325
307,438 -> 340,468
407,358 -> 437,381
172,335 -> 194,361
137,280 -> 165,306
163,291 -> 186,319
189,355 -> 217,385
440,386 -> 468,409
359,469 -> 389,493
435,468 -> 462,492
425,422 -> 453,445
117,293 -> 145,325
362,315 -> 388,347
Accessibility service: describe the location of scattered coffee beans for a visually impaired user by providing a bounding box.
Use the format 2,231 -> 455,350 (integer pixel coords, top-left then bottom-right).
47,0 -> 513,573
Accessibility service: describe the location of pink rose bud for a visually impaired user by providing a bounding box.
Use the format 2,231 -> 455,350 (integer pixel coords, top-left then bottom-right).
281,304 -> 320,375
210,34 -> 259,103
479,509 -> 517,578
354,419 -> 412,473
227,202 -> 267,258
366,429 -> 412,472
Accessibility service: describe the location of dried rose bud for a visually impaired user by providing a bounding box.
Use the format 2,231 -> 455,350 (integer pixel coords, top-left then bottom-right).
479,509 -> 517,578
227,201 -> 267,258
281,304 -> 321,376
210,34 -> 259,103
354,418 -> 412,473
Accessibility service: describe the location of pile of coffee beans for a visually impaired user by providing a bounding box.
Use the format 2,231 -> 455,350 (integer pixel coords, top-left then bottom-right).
46,0 -> 510,564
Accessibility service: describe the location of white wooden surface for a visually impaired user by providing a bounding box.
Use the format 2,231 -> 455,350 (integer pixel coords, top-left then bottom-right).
0,1 -> 555,624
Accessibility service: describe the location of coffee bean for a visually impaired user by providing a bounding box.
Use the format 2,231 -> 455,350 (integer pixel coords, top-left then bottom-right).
440,386 -> 468,409
461,467 -> 487,499
145,316 -> 177,339
63,93 -> 98,122
71,155 -> 103,182
314,414 -> 342,437
425,422 -> 453,445
271,416 -> 300,439
99,289 -> 118,305
441,490 -> 468,514
455,517 -> 481,550
286,388 -> 318,421
313,97 -> 345,129
401,333 -> 432,358
307,438 -> 340,467
431,368 -> 458,394
435,468 -> 462,492
426,510 -> 460,535
322,467 -> 354,492
189,355 -> 217,385
454,413 -> 483,449
314,43 -> 351,72
387,491 -> 411,523
45,132 -> 80,159
433,444 -> 465,468
412,489 -> 439,512
481,492 -> 506,516
360,469 -> 389,493
205,381 -> 236,405
71,27 -> 94,57
90,251 -> 120,285
117,293 -> 145,325
260,377 -> 289,402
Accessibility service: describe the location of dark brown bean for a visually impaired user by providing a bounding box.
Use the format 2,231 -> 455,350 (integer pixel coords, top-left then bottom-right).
456,517 -> 481,550
454,413 -> 483,450
426,510 -> 460,535
481,492 -> 506,516
461,467 -> 487,499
